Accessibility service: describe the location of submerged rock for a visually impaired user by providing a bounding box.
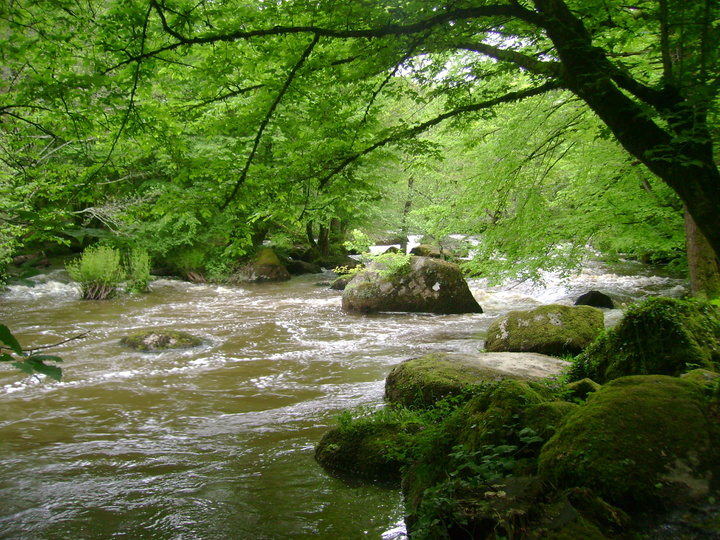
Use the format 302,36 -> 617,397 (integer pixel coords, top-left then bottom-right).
575,290 -> 615,309
385,352 -> 569,408
538,375 -> 720,512
570,297 -> 720,384
120,330 -> 203,352
485,304 -> 604,357
341,255 -> 482,314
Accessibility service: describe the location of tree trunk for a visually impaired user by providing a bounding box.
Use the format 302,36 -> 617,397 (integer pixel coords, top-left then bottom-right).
306,222 -> 317,249
399,176 -> 415,253
317,225 -> 330,257
534,0 -> 720,261
684,205 -> 720,299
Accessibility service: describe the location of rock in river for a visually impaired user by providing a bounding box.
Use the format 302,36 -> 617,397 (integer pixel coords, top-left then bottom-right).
341,255 -> 482,314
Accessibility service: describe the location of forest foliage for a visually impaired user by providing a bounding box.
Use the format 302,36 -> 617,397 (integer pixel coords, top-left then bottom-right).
0,0 -> 718,286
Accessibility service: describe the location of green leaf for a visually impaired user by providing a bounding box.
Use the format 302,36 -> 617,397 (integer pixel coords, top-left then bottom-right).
11,361 -> 34,375
0,325 -> 24,355
29,354 -> 64,364
0,353 -> 15,362
27,358 -> 63,381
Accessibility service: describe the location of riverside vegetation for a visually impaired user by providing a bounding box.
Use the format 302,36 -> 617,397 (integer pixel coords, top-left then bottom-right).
316,297 -> 720,538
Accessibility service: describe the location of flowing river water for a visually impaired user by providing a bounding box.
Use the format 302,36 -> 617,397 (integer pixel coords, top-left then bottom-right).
0,261 -> 687,539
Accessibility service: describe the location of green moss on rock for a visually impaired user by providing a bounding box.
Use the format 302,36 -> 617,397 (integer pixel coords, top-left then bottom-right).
385,352 -> 570,409
120,330 -> 203,351
342,255 -> 482,314
385,353 -> 502,408
314,419 -> 422,484
485,304 -> 604,357
538,375 -> 720,512
570,297 -> 720,384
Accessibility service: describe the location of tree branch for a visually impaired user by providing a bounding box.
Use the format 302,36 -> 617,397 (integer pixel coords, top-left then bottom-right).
317,80 -> 562,188
455,42 -> 563,77
219,33 -> 321,210
118,1 -> 538,70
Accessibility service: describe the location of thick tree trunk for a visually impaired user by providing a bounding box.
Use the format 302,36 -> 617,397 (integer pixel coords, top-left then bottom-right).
534,0 -> 720,261
684,206 -> 720,299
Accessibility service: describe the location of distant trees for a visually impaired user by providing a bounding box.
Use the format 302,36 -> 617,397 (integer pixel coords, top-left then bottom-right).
1,0 -> 718,292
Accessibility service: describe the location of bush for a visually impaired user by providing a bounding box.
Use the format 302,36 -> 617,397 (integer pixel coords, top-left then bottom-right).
66,245 -> 124,300
126,249 -> 151,293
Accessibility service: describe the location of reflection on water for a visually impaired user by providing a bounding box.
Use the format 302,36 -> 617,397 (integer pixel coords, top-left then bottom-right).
0,263 -> 686,539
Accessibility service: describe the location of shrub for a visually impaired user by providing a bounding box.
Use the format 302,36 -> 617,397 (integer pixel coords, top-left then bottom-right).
66,245 -> 124,300
126,249 -> 151,293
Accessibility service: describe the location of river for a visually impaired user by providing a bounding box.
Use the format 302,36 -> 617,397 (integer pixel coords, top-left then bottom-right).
0,261 -> 686,539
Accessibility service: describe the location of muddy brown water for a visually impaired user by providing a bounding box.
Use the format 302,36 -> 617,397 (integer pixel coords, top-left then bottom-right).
0,263 -> 686,539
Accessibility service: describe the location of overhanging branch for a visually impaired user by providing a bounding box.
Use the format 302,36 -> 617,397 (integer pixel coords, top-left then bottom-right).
219,33 -> 321,211
119,1 -> 539,70
318,80 -> 562,188
455,42 -> 563,78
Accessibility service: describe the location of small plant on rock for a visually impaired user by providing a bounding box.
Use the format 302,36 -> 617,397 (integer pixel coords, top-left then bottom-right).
126,249 -> 151,293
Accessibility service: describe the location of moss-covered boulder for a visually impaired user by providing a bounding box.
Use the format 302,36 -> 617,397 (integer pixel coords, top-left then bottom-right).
120,330 -> 203,352
232,247 -> 291,283
569,297 -> 720,384
314,418 -> 422,484
538,375 -> 720,512
402,380 -> 556,536
564,378 -> 602,401
342,255 -> 482,314
681,368 -> 720,391
385,352 -> 570,408
485,304 -> 604,357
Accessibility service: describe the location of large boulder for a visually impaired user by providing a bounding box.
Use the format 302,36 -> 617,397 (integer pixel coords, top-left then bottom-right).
485,304 -> 604,357
341,255 -> 482,314
233,247 -> 291,283
569,297 -> 720,384
385,352 -> 570,408
284,258 -> 322,275
538,375 -> 720,512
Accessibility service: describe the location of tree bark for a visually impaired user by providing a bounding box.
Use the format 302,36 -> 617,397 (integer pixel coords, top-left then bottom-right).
533,0 -> 720,260
684,205 -> 720,299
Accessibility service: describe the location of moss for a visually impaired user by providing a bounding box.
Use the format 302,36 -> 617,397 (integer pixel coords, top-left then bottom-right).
486,304 -> 604,357
384,353 -> 502,408
570,297 -> 720,384
564,378 -> 602,401
120,330 -> 203,351
681,368 -> 720,391
314,418 -> 424,484
540,517 -> 609,539
255,247 -> 283,266
454,379 -> 551,451
402,380 -> 556,530
538,375 -> 720,512
523,401 -> 578,440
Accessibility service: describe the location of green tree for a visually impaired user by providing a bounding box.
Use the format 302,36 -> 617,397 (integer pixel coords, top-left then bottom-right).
2,0 -> 718,292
